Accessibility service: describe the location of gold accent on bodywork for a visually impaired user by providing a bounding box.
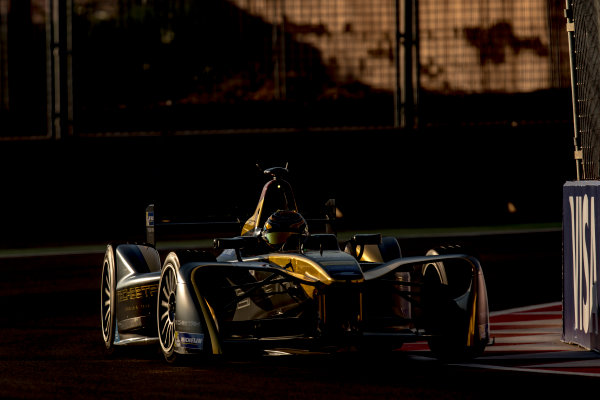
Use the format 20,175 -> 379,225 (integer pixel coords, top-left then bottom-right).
241,200 -> 263,236
268,254 -> 339,299
359,292 -> 363,322
357,244 -> 384,263
268,254 -> 335,285
467,292 -> 477,347
190,267 -> 223,355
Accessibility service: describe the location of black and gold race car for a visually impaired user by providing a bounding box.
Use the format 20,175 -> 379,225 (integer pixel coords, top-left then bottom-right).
101,167 -> 489,362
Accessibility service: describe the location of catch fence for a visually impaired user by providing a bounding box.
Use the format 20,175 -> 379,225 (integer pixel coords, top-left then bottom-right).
0,0 -> 571,138
566,0 -> 600,180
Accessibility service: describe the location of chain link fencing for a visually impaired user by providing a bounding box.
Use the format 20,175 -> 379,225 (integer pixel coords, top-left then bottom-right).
0,0 -> 573,137
566,0 -> 600,179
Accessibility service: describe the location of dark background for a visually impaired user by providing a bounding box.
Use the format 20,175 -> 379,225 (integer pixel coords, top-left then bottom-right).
0,120 -> 573,249
0,1 -> 575,248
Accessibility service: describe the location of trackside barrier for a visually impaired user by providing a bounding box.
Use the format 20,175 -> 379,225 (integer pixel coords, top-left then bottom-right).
563,181 -> 600,350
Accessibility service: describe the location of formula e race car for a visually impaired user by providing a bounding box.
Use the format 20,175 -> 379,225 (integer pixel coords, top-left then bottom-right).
101,166 -> 489,362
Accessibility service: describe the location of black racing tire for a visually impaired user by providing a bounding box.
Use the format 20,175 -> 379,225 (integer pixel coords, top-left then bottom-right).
421,262 -> 467,361
379,236 -> 402,262
157,253 -> 181,363
101,245 -> 117,353
423,247 -> 450,285
423,244 -> 484,361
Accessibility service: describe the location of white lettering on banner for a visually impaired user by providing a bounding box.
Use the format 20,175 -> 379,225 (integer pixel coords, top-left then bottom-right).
569,195 -> 598,334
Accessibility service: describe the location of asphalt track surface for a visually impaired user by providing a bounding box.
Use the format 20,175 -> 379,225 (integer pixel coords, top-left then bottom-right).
3,229 -> 600,400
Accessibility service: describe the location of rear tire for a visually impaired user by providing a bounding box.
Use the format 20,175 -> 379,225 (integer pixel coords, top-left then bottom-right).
101,245 -> 117,353
158,261 -> 179,363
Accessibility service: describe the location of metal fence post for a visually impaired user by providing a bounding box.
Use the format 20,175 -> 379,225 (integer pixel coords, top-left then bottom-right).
398,0 -> 418,130
0,0 -> 8,111
45,0 -> 73,140
64,0 -> 73,137
565,0 -> 582,180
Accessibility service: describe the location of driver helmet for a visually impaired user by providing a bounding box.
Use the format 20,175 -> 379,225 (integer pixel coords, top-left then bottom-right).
262,210 -> 308,250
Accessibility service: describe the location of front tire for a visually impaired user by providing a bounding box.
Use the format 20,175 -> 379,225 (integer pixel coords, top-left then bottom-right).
101,245 -> 117,353
423,245 -> 484,361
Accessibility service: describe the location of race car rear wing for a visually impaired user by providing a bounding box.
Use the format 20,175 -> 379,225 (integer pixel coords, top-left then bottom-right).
145,199 -> 338,247
145,204 -> 242,247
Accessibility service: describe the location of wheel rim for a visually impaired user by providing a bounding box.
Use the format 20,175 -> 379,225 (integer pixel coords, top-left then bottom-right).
158,265 -> 177,353
101,259 -> 113,343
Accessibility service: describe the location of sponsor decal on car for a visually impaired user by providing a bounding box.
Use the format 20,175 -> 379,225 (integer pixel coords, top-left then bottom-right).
175,332 -> 204,349
176,319 -> 201,328
146,211 -> 154,227
117,284 -> 158,302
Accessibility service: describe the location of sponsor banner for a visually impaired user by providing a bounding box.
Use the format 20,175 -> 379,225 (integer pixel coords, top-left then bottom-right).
175,332 -> 204,350
563,181 -> 600,350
